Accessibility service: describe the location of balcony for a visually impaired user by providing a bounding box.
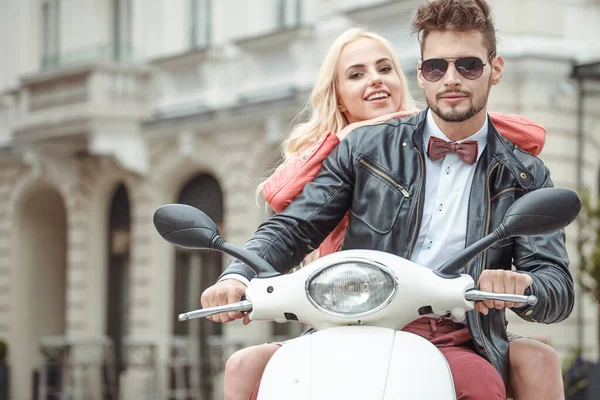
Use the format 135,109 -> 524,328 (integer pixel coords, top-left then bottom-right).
15,62 -> 151,135
8,62 -> 153,173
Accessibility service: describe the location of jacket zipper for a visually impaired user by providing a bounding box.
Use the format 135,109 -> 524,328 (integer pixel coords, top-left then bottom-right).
408,150 -> 425,259
490,187 -> 524,203
476,162 -> 500,364
359,159 -> 410,198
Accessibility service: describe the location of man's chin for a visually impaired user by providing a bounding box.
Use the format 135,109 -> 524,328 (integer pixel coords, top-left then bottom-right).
428,93 -> 488,123
434,106 -> 474,123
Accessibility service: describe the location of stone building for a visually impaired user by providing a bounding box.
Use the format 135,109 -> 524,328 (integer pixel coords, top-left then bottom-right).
0,0 -> 598,398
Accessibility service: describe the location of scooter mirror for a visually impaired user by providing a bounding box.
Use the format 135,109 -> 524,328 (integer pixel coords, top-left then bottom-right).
502,187 -> 581,236
153,204 -> 220,250
435,187 -> 581,279
153,204 -> 280,278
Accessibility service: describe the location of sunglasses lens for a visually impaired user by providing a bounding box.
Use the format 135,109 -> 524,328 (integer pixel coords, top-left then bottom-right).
421,59 -> 448,82
455,57 -> 484,79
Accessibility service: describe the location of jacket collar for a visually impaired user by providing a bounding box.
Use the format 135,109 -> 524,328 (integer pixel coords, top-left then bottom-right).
411,108 -> 534,190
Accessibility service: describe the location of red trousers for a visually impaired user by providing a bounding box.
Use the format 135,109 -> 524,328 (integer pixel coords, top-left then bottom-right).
251,318 -> 506,400
402,318 -> 506,399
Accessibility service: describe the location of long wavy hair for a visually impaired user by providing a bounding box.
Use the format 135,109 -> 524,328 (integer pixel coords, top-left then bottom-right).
258,28 -> 416,195
283,28 -> 415,155
258,28 -> 416,263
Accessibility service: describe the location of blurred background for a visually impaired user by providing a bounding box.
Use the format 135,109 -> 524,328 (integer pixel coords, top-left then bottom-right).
0,0 -> 599,399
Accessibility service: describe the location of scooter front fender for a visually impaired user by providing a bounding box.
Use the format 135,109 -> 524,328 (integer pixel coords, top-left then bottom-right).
257,326 -> 456,400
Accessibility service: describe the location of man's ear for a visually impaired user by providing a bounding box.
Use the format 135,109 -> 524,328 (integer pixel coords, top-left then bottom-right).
491,55 -> 504,86
417,60 -> 425,89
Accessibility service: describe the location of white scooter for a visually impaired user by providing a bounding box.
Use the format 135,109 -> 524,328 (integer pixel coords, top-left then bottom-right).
153,187 -> 580,400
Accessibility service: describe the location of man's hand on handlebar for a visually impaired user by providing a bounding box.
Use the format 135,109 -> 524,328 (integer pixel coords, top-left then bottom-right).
475,270 -> 533,315
200,279 -> 251,324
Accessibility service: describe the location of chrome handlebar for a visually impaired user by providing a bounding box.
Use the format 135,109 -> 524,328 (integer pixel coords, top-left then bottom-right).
464,290 -> 538,306
178,300 -> 253,321
176,291 -> 536,322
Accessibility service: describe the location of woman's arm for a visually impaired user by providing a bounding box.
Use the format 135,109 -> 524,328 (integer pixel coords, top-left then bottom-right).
489,112 -> 546,156
263,131 -> 340,213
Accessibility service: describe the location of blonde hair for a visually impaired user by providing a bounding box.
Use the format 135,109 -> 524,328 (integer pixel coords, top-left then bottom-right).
258,28 -> 416,260
259,28 -> 415,195
284,28 -> 415,157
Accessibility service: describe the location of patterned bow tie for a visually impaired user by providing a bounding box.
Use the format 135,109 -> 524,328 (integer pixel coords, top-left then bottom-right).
427,136 -> 478,165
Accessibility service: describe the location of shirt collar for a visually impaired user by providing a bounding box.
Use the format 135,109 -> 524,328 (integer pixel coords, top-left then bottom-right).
423,109 -> 488,161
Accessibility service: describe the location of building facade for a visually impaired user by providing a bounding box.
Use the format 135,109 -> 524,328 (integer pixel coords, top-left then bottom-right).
0,0 -> 599,399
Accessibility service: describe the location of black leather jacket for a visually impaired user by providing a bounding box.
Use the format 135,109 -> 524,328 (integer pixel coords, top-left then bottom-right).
222,109 -> 574,382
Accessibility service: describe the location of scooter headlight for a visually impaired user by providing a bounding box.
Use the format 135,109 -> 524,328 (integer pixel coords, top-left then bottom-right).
306,259 -> 397,318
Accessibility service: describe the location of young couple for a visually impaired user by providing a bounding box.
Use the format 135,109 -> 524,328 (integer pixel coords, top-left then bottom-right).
201,1 -> 572,399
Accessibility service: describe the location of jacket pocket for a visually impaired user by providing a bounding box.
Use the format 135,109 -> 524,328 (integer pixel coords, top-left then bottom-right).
351,157 -> 409,234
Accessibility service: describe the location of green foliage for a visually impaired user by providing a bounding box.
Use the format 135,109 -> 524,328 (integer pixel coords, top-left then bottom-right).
562,347 -> 592,398
577,189 -> 600,305
562,189 -> 600,396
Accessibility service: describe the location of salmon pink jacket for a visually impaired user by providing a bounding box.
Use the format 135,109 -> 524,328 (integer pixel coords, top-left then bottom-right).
262,113 -> 547,258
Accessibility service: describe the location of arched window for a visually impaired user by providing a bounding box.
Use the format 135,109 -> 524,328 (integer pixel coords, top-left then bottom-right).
15,185 -> 66,399
106,183 -> 131,396
173,173 -> 223,398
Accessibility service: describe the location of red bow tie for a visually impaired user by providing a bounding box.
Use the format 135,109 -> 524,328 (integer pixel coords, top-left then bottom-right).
427,136 -> 478,165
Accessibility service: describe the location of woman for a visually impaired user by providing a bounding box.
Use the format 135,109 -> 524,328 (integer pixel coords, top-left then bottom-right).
223,28 -> 560,400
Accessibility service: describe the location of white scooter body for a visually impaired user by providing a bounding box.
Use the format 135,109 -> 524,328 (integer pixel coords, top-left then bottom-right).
258,327 -> 455,400
177,248 -> 535,400
245,250 -> 474,400
159,187 -> 577,400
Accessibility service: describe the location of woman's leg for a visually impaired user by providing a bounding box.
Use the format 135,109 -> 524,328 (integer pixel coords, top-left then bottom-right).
508,337 -> 564,400
223,343 -> 281,400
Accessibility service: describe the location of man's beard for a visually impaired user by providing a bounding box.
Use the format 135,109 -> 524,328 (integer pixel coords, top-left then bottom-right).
426,83 -> 491,123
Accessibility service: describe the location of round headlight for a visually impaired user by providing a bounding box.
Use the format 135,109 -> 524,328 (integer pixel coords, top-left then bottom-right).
306,260 -> 397,318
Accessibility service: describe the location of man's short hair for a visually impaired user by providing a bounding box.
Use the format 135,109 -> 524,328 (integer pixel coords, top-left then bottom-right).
412,0 -> 497,56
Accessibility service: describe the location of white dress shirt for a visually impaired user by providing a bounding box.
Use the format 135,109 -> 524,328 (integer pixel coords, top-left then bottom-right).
411,110 -> 488,270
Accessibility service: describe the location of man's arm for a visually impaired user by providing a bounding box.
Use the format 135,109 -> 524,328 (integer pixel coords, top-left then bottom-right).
511,170 -> 575,324
219,131 -> 357,282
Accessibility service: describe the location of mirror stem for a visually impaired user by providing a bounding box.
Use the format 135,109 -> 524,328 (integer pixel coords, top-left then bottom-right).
218,240 -> 281,278
434,224 -> 510,278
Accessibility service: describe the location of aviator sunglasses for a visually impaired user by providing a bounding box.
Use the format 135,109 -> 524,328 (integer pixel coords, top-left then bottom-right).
419,53 -> 496,82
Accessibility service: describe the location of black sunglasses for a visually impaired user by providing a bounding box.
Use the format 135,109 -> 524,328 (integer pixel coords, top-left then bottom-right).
419,53 -> 496,82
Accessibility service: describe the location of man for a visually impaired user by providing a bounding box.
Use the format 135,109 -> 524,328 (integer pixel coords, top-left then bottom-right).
201,0 -> 573,398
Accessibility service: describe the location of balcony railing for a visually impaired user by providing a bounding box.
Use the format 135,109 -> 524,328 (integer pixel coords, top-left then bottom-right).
120,335 -> 244,400
41,43 -> 137,72
12,62 -> 152,144
36,336 -> 117,400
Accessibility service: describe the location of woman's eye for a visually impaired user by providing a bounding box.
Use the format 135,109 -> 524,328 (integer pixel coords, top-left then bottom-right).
349,72 -> 363,79
379,66 -> 393,73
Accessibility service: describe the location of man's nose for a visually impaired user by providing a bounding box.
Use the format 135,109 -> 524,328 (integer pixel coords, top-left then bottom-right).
443,62 -> 462,87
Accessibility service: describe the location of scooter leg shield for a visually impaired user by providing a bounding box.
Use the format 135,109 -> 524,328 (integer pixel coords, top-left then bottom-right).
257,326 -> 456,400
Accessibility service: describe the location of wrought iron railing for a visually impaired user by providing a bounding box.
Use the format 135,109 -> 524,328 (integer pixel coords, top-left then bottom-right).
36,336 -> 117,399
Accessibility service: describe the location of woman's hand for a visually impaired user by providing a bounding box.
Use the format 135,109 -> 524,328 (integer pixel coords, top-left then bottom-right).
337,108 -> 420,140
